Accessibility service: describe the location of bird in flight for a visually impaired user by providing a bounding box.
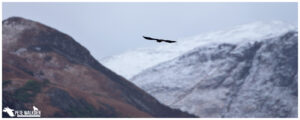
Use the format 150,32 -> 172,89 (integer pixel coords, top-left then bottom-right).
143,36 -> 176,43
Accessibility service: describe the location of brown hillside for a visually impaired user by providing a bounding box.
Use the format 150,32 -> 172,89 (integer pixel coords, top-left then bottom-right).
2,17 -> 195,118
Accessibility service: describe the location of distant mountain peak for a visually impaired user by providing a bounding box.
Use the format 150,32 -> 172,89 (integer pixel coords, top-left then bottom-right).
100,21 -> 296,79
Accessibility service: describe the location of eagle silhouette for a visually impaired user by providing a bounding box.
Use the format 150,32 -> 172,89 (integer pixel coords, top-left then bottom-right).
143,36 -> 176,43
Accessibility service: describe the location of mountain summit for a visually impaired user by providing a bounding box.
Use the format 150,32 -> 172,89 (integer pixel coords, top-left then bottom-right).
2,17 -> 194,118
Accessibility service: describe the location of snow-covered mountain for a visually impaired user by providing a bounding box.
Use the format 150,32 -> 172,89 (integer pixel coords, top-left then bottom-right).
101,21 -> 297,117
101,21 -> 296,79
131,31 -> 297,117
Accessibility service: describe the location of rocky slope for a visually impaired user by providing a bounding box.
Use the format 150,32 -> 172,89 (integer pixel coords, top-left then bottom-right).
131,30 -> 298,117
2,17 -> 194,118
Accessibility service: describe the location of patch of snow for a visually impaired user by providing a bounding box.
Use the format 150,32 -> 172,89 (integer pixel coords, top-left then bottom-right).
13,48 -> 27,55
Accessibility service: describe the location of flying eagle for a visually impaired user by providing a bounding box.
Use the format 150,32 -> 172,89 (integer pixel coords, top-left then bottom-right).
143,36 -> 176,43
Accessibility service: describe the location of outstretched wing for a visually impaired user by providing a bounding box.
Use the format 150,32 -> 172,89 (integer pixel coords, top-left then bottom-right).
143,36 -> 157,40
164,40 -> 176,43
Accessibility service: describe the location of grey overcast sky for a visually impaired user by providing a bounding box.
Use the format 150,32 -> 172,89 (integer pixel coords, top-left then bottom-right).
3,2 -> 298,59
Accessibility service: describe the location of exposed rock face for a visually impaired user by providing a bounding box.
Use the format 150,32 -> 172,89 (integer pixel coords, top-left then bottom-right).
2,17 -> 194,118
131,31 -> 298,117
